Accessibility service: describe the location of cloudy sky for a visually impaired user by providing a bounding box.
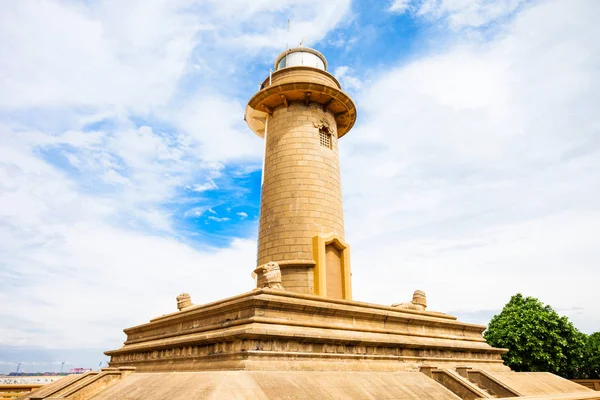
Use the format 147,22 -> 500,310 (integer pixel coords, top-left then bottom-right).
1,0 -> 599,373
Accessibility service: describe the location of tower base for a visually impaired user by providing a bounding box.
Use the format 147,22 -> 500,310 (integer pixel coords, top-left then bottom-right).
104,289 -> 508,372
20,290 -> 599,399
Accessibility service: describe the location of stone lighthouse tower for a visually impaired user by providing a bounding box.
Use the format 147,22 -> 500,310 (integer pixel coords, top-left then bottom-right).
101,42 -> 559,400
245,47 -> 357,300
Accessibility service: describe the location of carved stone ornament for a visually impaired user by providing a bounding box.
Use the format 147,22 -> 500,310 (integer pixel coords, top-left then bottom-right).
260,261 -> 284,290
313,118 -> 334,135
176,292 -> 193,311
392,290 -> 427,311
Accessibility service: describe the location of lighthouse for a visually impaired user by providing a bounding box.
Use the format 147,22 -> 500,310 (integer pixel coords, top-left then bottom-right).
245,47 -> 357,299
105,46 -> 514,390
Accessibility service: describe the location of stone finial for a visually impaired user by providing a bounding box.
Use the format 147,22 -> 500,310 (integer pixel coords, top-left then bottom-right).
176,293 -> 193,311
259,261 -> 284,290
412,289 -> 427,309
392,290 -> 427,311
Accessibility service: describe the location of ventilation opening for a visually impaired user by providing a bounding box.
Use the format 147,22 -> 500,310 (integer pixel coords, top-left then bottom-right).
319,127 -> 332,149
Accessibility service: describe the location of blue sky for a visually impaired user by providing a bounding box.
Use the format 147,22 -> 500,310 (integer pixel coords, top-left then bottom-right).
1,0 -> 599,373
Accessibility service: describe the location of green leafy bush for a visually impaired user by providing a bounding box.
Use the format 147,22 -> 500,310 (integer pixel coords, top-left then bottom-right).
582,332 -> 600,379
484,293 -> 589,378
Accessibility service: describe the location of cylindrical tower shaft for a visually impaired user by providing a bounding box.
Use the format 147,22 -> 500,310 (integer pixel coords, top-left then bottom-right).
245,47 -> 356,299
258,103 -> 344,265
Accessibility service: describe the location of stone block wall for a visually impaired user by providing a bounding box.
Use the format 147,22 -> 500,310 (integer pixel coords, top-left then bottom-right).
257,102 -> 345,267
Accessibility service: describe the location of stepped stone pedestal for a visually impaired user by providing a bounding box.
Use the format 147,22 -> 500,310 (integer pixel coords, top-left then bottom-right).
21,291 -> 598,399
104,289 -> 508,373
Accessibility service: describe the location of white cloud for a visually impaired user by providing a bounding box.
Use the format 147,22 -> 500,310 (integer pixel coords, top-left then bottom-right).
394,0 -> 530,29
185,180 -> 218,193
327,32 -> 358,50
389,0 -> 411,13
0,1 -> 199,111
207,216 -> 230,222
344,0 -> 600,333
237,212 -> 248,219
184,207 -> 210,218
334,65 -> 363,92
175,94 -> 263,162
102,169 -> 129,186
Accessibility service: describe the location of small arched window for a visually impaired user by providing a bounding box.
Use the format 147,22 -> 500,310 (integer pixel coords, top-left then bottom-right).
319,126 -> 332,149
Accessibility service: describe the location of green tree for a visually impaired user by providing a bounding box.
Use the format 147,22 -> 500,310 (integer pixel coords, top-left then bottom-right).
581,332 -> 600,378
484,293 -> 586,378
